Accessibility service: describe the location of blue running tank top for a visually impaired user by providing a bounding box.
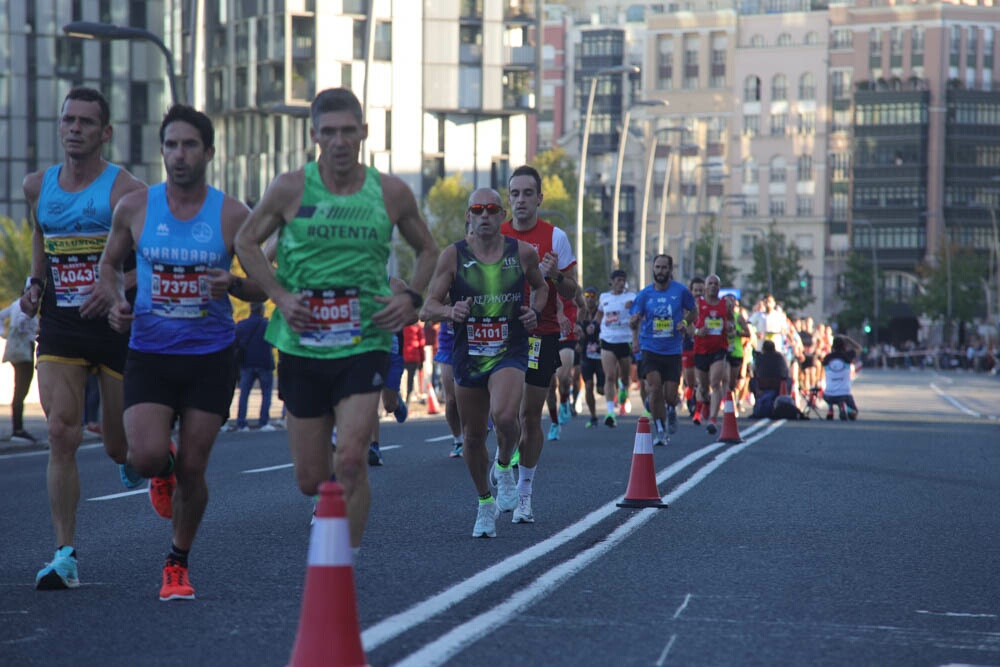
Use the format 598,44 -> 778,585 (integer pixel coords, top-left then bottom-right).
131,183 -> 234,354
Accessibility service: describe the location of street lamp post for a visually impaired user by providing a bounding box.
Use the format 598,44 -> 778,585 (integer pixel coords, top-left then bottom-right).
717,194 -> 746,278
637,135 -> 658,287
575,64 -> 640,287
746,225 -> 772,295
853,219 -> 879,348
610,99 -> 666,271
63,21 -> 180,105
652,127 -> 695,280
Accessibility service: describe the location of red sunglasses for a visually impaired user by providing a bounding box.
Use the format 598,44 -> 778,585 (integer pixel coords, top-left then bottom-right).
468,203 -> 503,215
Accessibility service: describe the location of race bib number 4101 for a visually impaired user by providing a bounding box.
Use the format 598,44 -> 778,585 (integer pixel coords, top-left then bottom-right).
300,287 -> 362,348
151,262 -> 210,318
466,316 -> 509,357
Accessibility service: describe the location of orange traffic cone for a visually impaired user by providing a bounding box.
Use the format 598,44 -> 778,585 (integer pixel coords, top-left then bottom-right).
718,391 -> 743,444
288,481 -> 368,667
425,383 -> 441,415
617,417 -> 668,509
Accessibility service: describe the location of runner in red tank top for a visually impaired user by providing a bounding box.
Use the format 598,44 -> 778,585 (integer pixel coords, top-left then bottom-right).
690,274 -> 733,435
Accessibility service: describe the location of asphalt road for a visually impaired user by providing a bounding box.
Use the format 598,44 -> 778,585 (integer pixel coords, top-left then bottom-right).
1,369 -> 998,666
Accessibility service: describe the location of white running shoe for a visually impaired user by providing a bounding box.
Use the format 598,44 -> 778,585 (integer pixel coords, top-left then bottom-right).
472,502 -> 498,538
494,465 -> 518,512
512,494 -> 534,523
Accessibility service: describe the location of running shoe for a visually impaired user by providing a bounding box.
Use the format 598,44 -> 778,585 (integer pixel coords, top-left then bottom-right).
848,408 -> 858,421
586,417 -> 599,428
618,401 -> 627,416
35,546 -> 79,590
258,423 -> 278,432
558,402 -> 572,425
393,393 -> 408,423
472,501 -> 498,538
368,442 -> 383,466
159,559 -> 195,601
512,494 -> 534,524
667,406 -> 678,434
706,419 -> 718,435
654,434 -> 668,447
10,429 -> 37,444
149,441 -> 177,519
494,465 -> 517,512
826,410 -> 834,421
547,423 -> 561,441
119,461 -> 144,490
604,414 -> 616,428
692,413 -> 702,426
449,442 -> 463,458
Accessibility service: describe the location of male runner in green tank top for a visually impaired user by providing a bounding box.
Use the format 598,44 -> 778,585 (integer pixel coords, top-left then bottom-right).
421,188 -> 547,538
235,88 -> 437,550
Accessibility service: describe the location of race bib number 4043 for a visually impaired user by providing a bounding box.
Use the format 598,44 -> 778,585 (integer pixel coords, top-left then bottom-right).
48,253 -> 100,308
151,262 -> 210,318
300,287 -> 362,348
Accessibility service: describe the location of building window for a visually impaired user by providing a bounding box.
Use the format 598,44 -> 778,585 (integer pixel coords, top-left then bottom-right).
742,200 -> 758,217
769,198 -> 785,217
870,28 -> 882,63
797,154 -> 812,181
683,35 -> 699,89
831,192 -> 848,221
798,72 -> 815,100
657,36 -> 673,90
743,157 -> 758,185
744,114 -> 759,137
769,156 -> 786,183
710,34 -> 726,88
744,75 -> 760,102
771,74 -> 787,101
832,29 -> 852,50
776,33 -> 792,47
460,25 -> 483,64
354,19 -> 392,61
796,196 -> 813,217
796,111 -> 815,134
769,112 -> 787,136
831,70 -> 850,99
750,34 -> 764,48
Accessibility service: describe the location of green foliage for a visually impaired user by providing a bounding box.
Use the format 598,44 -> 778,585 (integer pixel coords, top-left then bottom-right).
742,221 -> 814,315
423,173 -> 472,249
913,242 -> 989,328
835,251 -> 877,332
691,216 -> 737,287
0,217 -> 34,305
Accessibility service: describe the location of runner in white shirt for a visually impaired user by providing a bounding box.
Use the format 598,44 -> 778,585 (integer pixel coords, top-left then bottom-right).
595,269 -> 635,427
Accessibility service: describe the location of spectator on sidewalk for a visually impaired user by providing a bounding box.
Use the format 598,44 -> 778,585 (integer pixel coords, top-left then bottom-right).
750,339 -> 790,419
0,299 -> 38,443
402,321 -> 426,405
234,302 -> 275,431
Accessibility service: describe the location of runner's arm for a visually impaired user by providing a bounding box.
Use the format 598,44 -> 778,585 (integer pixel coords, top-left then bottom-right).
419,245 -> 459,323
82,189 -> 146,318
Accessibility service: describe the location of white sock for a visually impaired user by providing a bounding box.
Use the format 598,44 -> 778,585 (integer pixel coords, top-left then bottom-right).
517,465 -> 535,495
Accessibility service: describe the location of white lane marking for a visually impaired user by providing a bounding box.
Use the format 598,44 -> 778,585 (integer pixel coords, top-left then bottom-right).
655,634 -> 678,666
425,435 -> 455,443
364,420 -> 782,655
916,609 -> 998,619
390,422 -> 785,667
0,442 -> 104,461
244,463 -> 294,474
929,383 -> 998,420
88,488 -> 148,501
673,593 -> 692,619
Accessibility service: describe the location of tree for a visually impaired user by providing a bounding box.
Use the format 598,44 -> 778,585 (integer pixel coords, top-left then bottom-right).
0,216 -> 34,305
393,174 -> 472,281
743,221 -> 814,314
691,215 -> 737,287
835,251 -> 877,333
914,243 -> 988,344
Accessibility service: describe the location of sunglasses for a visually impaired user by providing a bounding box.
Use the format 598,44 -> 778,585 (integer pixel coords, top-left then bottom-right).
468,203 -> 504,216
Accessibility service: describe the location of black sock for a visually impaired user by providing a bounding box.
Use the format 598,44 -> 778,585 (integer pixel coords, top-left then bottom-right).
478,493 -> 493,503
58,545 -> 77,558
168,544 -> 189,567
157,450 -> 176,478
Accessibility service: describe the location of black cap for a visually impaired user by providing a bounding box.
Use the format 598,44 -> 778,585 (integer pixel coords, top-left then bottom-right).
583,286 -> 598,295
610,269 -> 627,280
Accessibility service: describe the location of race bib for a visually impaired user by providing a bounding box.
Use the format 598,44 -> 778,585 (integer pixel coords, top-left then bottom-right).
652,316 -> 674,338
605,311 -> 622,327
466,316 -> 509,357
300,287 -> 362,347
705,316 -> 723,335
48,253 -> 99,308
151,262 -> 210,318
528,335 -> 541,370
586,341 -> 601,360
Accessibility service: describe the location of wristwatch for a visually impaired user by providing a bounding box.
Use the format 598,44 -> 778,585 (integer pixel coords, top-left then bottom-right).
404,288 -> 423,309
24,277 -> 43,292
554,272 -> 565,284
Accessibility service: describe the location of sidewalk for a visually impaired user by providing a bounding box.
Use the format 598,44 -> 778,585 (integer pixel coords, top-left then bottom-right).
0,387 -> 441,455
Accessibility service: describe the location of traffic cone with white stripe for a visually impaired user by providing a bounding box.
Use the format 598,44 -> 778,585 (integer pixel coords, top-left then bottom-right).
425,382 -> 441,415
718,391 -> 743,444
288,481 -> 368,667
617,417 -> 668,509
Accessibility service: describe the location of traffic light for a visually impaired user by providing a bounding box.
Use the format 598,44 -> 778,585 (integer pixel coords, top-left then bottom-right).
863,319 -> 872,334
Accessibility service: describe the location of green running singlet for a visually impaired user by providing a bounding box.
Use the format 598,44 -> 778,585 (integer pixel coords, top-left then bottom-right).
266,163 -> 393,359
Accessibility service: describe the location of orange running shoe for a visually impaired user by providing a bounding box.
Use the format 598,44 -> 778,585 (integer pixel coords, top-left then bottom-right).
159,559 -> 195,601
149,441 -> 177,519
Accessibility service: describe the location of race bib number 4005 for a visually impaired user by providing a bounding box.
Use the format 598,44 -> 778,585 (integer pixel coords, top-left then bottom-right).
151,262 -> 210,318
48,253 -> 100,308
300,287 -> 362,348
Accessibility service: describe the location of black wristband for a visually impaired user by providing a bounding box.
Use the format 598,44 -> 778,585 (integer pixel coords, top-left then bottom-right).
227,277 -> 244,296
554,272 -> 564,284
531,307 -> 542,320
405,288 -> 423,309
24,277 -> 43,292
